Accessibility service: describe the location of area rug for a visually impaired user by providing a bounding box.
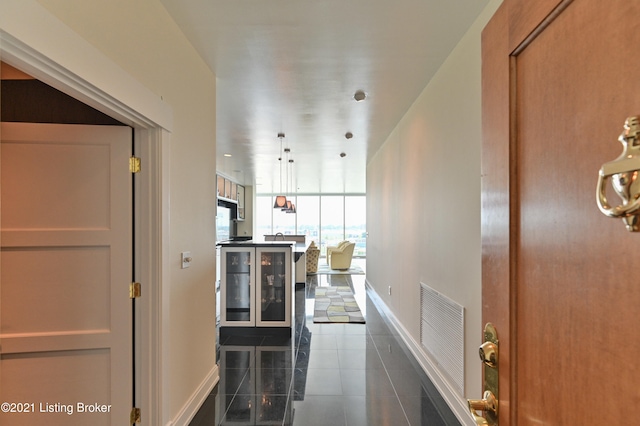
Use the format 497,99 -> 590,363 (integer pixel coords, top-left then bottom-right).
313,286 -> 365,323
312,264 -> 365,275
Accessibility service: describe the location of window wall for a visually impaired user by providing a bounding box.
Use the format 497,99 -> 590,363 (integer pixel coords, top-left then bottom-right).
321,196 -> 344,254
345,196 -> 367,257
256,194 -> 366,257
296,196 -> 320,243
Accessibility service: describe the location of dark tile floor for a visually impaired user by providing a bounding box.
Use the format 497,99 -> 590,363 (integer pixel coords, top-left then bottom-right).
190,261 -> 461,426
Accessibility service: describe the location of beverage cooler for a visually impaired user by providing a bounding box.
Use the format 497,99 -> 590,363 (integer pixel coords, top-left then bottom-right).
218,242 -> 293,338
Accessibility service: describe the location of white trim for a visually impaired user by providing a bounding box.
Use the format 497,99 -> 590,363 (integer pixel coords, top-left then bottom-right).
365,280 -> 476,426
0,0 -> 171,130
1,2 -> 173,424
166,365 -> 220,426
0,31 -> 169,130
0,0 -> 172,131
159,130 -> 173,424
136,128 -> 172,425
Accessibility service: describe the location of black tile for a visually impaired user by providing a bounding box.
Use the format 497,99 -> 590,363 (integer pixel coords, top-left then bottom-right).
339,368 -> 397,397
308,334 -> 337,350
371,334 -> 416,369
219,349 -> 255,370
191,260 -> 462,426
305,349 -> 339,369
220,394 -> 293,424
292,367 -> 309,401
337,349 -> 385,370
236,368 -> 292,396
292,395 -> 346,426
400,389 -> 460,426
386,368 -> 426,398
302,368 -> 343,395
257,348 -> 294,369
342,395 -> 410,426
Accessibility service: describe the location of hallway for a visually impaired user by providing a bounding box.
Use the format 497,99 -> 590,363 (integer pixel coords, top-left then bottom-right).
190,261 -> 460,425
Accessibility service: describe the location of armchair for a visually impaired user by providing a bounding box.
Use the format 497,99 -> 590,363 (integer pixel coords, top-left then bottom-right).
326,241 -> 349,264
328,241 -> 356,270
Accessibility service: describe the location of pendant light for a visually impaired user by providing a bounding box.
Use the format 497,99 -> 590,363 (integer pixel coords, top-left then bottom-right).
286,158 -> 296,213
273,133 -> 288,209
281,148 -> 292,212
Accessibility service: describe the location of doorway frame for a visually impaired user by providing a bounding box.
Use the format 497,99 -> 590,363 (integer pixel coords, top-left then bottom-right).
1,4 -> 172,423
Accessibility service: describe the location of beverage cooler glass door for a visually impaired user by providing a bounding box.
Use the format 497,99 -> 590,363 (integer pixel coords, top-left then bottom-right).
221,248 -> 255,326
256,248 -> 291,327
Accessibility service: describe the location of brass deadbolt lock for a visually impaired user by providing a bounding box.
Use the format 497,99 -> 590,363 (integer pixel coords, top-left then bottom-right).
468,323 -> 499,425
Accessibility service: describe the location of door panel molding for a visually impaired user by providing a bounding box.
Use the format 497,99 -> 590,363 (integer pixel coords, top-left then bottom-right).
1,122 -> 133,425
483,1 -> 640,424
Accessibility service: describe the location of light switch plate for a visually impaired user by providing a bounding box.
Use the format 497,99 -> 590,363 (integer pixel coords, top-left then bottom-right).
181,251 -> 192,269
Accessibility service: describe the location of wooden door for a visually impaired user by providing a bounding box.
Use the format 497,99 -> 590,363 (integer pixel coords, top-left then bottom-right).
0,123 -> 133,425
482,0 -> 640,424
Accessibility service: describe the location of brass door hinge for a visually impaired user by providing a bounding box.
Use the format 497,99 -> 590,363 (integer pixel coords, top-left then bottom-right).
130,407 -> 141,424
130,156 -> 141,173
130,282 -> 141,299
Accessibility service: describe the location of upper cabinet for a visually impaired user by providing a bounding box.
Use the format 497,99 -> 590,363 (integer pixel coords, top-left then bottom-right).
217,174 -> 239,201
237,185 -> 245,220
217,175 -> 227,198
217,174 -> 245,220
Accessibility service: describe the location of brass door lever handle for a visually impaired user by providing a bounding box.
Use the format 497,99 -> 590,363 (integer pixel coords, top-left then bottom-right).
468,391 -> 498,425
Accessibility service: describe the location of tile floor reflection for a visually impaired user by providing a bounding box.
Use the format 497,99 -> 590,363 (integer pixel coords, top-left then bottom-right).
190,260 -> 461,426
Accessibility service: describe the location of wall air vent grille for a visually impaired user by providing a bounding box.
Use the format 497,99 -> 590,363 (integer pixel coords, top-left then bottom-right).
420,282 -> 464,396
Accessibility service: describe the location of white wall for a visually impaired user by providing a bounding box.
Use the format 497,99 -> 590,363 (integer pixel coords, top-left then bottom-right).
366,0 -> 502,420
26,0 -> 218,423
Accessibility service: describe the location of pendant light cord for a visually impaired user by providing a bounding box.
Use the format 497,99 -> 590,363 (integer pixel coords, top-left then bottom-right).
279,136 -> 283,194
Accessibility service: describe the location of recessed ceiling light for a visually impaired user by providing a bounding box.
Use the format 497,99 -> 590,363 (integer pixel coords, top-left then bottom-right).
353,90 -> 366,102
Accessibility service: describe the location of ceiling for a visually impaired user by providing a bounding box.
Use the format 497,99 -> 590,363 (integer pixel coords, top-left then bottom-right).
160,0 -> 489,194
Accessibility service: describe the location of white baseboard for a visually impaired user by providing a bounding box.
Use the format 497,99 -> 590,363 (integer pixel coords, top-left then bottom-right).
167,364 -> 220,426
365,281 -> 475,426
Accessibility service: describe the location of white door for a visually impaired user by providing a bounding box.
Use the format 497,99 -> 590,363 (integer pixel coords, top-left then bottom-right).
0,123 -> 133,425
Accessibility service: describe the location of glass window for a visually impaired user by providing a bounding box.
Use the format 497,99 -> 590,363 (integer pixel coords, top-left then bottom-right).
255,196 -> 273,238
296,196 -> 320,244
320,196 -> 344,256
255,194 -> 366,257
345,196 -> 366,257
